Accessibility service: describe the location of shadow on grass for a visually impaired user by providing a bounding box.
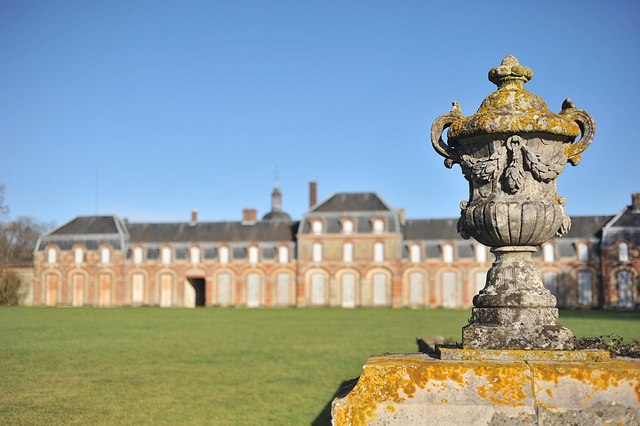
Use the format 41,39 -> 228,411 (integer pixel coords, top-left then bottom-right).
311,377 -> 359,425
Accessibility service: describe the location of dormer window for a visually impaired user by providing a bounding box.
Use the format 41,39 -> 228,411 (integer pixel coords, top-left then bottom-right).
47,247 -> 57,264
248,246 -> 259,265
161,247 -> 172,265
278,246 -> 289,264
219,246 -> 230,265
190,246 -> 201,265
442,243 -> 454,263
311,220 -> 323,235
342,219 -> 354,235
101,247 -> 111,264
74,247 -> 84,265
410,244 -> 421,263
577,242 -> 589,261
133,247 -> 143,265
619,242 -> 629,262
372,219 -> 384,234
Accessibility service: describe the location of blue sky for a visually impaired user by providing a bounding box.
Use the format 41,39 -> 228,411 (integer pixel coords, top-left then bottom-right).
1,0 -> 638,226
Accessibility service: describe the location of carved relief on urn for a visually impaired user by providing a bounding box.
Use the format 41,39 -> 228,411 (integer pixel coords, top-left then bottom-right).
431,55 -> 595,350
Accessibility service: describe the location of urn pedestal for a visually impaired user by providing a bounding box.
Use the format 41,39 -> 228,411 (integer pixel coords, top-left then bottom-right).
431,55 -> 595,350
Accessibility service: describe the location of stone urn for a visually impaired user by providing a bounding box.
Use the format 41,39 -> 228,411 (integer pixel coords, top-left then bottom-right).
431,55 -> 595,350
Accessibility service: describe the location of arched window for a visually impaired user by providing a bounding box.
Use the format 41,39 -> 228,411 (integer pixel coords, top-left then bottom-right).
342,219 -> 354,235
619,242 -> 629,262
617,270 -> 633,309
442,243 -> 454,263
410,272 -> 424,306
219,246 -> 230,265
100,247 -> 111,264
311,273 -> 325,305
312,220 -> 323,235
578,271 -> 593,306
217,273 -> 231,305
341,273 -> 356,308
372,219 -> 384,234
277,273 -> 291,306
312,243 -> 323,263
442,272 -> 457,308
246,273 -> 261,308
278,246 -> 289,264
133,247 -> 143,265
343,242 -> 353,263
542,243 -> 555,263
74,247 -> 84,265
374,242 -> 384,263
577,243 -> 589,261
410,244 -> 421,263
248,246 -> 259,265
372,273 -> 388,306
161,247 -> 172,265
190,246 -> 200,265
47,247 -> 57,264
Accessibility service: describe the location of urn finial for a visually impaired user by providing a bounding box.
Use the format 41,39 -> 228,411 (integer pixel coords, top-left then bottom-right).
488,55 -> 533,90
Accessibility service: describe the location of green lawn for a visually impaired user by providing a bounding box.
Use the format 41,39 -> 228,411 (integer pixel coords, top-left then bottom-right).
1,307 -> 638,425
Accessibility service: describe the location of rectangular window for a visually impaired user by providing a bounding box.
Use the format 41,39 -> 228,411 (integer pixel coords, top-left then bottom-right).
475,272 -> 487,295
190,247 -> 200,265
160,274 -> 172,307
311,273 -> 325,305
248,246 -> 259,265
373,219 -> 384,234
617,270 -> 633,309
99,274 -> 111,307
543,271 -> 558,297
161,247 -> 171,265
619,243 -> 629,262
277,273 -> 290,306
312,243 -> 323,263
47,248 -> 56,264
101,247 -> 110,264
374,242 -> 384,263
410,245 -> 421,263
133,247 -> 143,265
443,244 -> 454,263
577,243 -> 589,261
543,244 -> 554,263
219,246 -> 229,264
343,243 -> 353,263
410,272 -> 424,305
372,273 -> 387,306
278,246 -> 289,264
74,248 -> 83,265
475,245 -> 487,263
247,273 -> 260,308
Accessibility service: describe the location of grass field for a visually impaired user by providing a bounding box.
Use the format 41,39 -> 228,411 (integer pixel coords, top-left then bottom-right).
1,307 -> 639,425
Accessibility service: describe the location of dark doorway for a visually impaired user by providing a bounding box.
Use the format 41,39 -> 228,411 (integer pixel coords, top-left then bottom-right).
187,278 -> 206,307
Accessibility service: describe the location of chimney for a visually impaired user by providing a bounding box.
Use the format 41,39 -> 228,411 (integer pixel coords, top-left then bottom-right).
190,209 -> 198,226
632,193 -> 640,212
309,182 -> 317,208
242,207 -> 257,225
397,208 -> 406,225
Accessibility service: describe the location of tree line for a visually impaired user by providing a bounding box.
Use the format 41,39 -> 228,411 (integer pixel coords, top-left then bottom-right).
0,185 -> 54,304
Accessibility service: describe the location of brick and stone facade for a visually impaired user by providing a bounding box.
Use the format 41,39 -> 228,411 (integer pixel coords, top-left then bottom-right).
31,186 -> 640,310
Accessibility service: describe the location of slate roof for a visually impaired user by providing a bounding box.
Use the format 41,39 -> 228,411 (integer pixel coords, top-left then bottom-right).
609,208 -> 640,228
602,207 -> 640,246
126,221 -> 299,243
563,215 -> 613,239
49,216 -> 123,235
311,193 -> 391,212
403,218 -> 460,240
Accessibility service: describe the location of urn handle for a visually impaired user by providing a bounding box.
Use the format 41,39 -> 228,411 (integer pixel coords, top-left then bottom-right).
431,102 -> 464,168
561,98 -> 595,166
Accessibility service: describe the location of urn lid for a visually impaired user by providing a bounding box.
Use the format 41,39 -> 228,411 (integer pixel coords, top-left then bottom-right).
447,55 -> 581,139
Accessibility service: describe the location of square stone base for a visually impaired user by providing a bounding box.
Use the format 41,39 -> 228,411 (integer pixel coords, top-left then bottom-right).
462,323 -> 574,350
331,353 -> 640,425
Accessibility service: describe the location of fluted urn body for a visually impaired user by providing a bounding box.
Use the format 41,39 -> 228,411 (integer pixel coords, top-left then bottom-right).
431,56 -> 594,350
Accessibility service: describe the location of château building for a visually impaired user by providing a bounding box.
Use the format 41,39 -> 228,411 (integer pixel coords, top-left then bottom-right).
32,183 -> 640,310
